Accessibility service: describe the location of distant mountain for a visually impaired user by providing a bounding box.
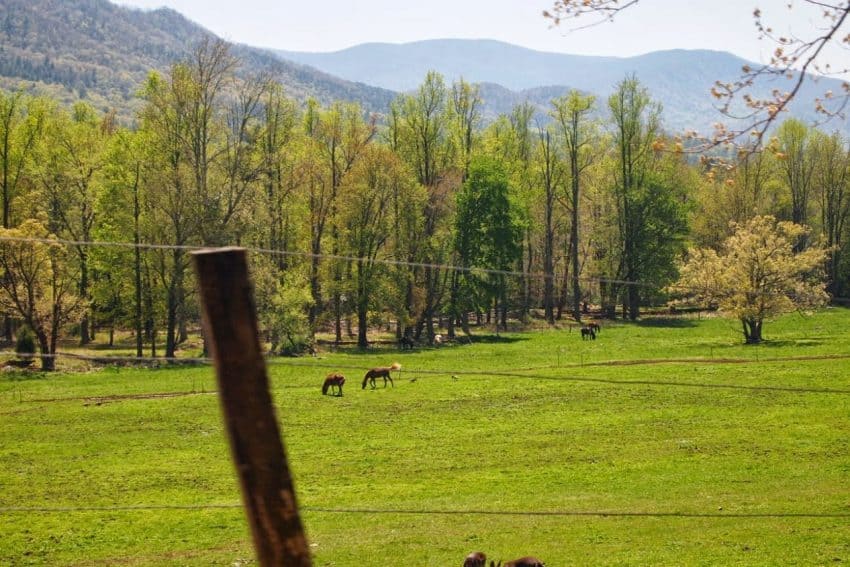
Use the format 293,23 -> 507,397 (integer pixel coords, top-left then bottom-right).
0,0 -> 395,116
2,2 -> 844,136
276,39 -> 849,134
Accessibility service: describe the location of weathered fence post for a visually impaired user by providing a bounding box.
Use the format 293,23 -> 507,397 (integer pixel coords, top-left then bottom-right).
193,247 -> 312,567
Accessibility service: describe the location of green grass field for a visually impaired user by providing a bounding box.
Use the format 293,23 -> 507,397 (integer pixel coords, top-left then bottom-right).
2,310 -> 849,565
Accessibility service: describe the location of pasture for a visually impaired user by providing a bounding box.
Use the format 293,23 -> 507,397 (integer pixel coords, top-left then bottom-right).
1,310 -> 849,565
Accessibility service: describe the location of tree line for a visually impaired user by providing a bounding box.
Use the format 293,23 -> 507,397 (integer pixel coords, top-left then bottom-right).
0,38 -> 847,368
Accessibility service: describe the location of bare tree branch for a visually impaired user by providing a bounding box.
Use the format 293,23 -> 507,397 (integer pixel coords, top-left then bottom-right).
545,0 -> 850,149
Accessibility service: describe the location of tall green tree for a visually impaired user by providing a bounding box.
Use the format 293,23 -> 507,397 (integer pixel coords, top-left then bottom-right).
37,102 -> 108,344
396,71 -> 456,342
552,90 -> 596,321
811,131 -> 850,296
305,101 -> 374,340
0,90 -> 45,229
608,76 -> 662,319
338,145 -> 413,347
98,128 -> 146,356
454,156 -> 523,332
140,67 -> 198,358
776,118 -> 815,233
533,124 -> 564,324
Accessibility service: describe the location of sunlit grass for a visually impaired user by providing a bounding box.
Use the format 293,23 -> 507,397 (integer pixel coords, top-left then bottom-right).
1,310 -> 849,565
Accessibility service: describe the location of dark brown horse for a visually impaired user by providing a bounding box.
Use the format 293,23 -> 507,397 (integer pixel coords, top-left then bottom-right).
322,372 -> 345,396
580,326 -> 596,340
491,558 -> 545,567
463,551 -> 487,567
362,363 -> 401,389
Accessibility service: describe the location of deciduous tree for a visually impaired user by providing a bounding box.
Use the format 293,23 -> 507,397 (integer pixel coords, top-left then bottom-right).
673,215 -> 829,344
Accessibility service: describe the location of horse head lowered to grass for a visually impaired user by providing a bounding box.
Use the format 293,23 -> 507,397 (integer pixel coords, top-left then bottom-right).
462,551 -> 487,566
322,372 -> 345,396
362,362 -> 401,389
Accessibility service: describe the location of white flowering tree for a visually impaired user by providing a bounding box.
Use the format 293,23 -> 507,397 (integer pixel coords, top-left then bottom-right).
672,215 -> 829,344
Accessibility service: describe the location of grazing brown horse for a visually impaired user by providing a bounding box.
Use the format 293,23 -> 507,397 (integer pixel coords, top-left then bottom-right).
362,362 -> 401,389
463,551 -> 487,567
491,558 -> 545,567
322,372 -> 345,396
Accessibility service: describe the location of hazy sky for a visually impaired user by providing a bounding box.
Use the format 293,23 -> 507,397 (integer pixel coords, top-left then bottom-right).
112,0 -> 849,68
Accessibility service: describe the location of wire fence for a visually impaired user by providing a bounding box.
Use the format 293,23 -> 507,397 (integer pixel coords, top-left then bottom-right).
1,504 -> 847,519
0,234 -> 848,303
3,350 -> 850,397
2,236 -> 849,555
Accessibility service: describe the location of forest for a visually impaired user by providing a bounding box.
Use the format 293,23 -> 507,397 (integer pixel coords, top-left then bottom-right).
0,37 -> 847,368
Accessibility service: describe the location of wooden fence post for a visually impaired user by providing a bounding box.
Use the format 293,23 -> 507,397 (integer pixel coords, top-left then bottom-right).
193,247 -> 312,567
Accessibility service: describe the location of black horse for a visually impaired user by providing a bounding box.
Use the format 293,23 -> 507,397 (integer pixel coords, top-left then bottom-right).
580,326 -> 596,340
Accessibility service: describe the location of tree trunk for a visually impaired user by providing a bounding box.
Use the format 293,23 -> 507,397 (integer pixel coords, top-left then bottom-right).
79,252 -> 90,345
356,260 -> 368,348
356,303 -> 368,349
447,271 -> 457,339
743,318 -> 763,344
334,293 -> 342,344
570,139 -> 582,322
165,285 -> 178,358
521,232 -> 532,323
557,239 -> 569,320
500,290 -> 508,331
308,254 -> 321,332
36,328 -> 54,371
134,239 -> 143,358
600,281 -> 617,319
543,206 -> 555,324
165,252 -> 184,358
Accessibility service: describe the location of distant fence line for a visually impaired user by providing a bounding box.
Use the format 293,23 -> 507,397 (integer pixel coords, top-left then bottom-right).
3,350 -> 850,397
0,234 -> 848,304
1,504 -> 847,520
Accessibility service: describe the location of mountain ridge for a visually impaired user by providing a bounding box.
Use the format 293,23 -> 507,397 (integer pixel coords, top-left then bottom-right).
0,0 -> 395,115
275,39 -> 849,134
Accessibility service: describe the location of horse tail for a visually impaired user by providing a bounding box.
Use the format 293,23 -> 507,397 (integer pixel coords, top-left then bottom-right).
322,378 -> 330,395
390,362 -> 401,371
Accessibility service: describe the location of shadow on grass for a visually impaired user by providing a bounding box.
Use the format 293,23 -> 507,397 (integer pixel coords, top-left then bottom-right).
324,333 -> 527,355
463,334 -> 527,344
633,317 -> 700,328
1,370 -> 49,382
757,338 -> 827,348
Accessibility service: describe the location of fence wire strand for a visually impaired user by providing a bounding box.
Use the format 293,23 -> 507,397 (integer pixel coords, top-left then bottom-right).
0,234 -> 848,303
1,504 -> 847,519
4,350 -> 850,397
2,237 -> 848,549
